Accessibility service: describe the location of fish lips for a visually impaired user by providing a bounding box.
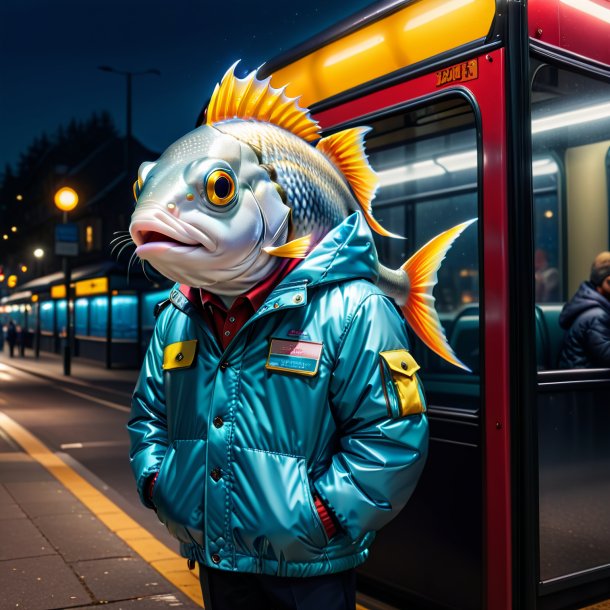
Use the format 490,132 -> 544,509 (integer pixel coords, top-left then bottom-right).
131,223 -> 217,257
136,241 -> 201,257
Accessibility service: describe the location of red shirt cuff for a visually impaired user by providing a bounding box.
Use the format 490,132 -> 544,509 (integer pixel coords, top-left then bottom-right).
314,493 -> 337,539
146,472 -> 159,508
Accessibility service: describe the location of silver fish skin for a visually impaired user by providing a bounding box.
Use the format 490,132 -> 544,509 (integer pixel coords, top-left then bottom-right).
129,118 -> 408,301
216,120 -> 355,240
130,124 -> 292,297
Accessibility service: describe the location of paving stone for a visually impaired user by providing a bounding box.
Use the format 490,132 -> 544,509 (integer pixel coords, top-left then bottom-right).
19,497 -> 87,518
0,518 -> 55,561
71,593 -> 195,608
5,476 -> 86,518
0,461 -> 51,483
0,554 -> 91,610
34,512 -> 133,562
0,502 -> 26,520
0,483 -> 18,504
5,480 -> 72,503
73,557 -> 172,602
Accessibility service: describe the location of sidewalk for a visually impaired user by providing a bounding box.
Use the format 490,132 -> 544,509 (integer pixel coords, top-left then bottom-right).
0,352 -> 203,609
0,350 -> 139,396
0,433 -> 202,610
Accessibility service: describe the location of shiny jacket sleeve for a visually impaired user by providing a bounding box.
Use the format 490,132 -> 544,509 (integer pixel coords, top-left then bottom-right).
128,311 -> 169,508
314,292 -> 429,541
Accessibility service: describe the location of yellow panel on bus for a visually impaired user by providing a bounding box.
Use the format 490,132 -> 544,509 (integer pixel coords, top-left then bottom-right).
271,0 -> 497,107
51,285 -> 67,299
75,277 -> 109,297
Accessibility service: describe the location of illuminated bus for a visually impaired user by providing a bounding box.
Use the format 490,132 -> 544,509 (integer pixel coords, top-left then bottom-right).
260,1 -> 610,609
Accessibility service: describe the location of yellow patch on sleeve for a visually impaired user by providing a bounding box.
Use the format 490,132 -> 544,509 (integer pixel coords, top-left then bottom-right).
163,340 -> 198,370
379,349 -> 426,418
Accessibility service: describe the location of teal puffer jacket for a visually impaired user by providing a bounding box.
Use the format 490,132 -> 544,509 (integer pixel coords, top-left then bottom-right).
129,212 -> 428,577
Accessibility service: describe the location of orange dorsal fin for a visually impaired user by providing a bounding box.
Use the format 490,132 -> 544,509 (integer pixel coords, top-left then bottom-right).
263,233 -> 313,259
316,127 -> 400,239
206,62 -> 320,143
400,218 -> 477,371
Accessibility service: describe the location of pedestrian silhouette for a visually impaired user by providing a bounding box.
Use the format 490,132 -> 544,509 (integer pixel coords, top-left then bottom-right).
6,320 -> 17,358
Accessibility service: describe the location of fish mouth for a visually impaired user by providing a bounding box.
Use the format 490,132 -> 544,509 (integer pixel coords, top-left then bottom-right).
131,220 -> 217,254
138,230 -> 194,247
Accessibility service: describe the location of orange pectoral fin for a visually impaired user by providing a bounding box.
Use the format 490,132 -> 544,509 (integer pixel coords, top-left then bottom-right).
263,233 -> 313,259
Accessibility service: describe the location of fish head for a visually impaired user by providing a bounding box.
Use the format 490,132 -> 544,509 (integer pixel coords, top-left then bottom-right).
129,123 -> 291,289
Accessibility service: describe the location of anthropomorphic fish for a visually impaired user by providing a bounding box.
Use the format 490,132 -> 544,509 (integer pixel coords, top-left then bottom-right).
129,64 -> 475,370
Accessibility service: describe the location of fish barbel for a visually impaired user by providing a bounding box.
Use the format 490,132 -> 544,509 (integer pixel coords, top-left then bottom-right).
129,63 -> 475,370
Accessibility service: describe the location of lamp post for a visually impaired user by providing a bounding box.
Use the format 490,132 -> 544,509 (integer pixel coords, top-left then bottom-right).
97,66 -> 160,177
32,248 -> 45,359
54,187 -> 79,375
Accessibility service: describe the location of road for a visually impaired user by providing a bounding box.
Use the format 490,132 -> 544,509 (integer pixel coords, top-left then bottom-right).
0,356 -> 178,553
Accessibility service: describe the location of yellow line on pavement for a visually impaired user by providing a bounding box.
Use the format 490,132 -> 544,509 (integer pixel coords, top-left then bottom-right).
0,411 -> 203,607
0,409 -> 371,610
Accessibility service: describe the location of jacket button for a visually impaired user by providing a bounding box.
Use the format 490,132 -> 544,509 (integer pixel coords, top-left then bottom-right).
401,361 -> 408,370
219,362 -> 229,371
213,416 -> 224,428
211,553 -> 221,564
210,467 -> 222,482
176,353 -> 184,361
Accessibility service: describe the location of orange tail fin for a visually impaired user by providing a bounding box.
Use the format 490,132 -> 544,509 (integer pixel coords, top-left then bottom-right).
401,219 -> 477,371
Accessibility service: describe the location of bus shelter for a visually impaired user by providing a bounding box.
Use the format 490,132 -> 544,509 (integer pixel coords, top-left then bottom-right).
3,262 -> 170,368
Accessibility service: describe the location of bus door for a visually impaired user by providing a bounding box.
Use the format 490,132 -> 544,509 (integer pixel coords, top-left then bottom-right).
312,49 -> 510,610
527,37 -> 610,610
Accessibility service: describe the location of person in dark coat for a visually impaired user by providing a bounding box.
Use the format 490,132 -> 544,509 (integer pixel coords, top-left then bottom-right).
558,254 -> 610,369
6,320 -> 17,358
17,325 -> 26,357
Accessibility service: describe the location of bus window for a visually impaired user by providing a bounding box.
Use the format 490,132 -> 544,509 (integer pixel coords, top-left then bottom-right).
532,62 -> 610,371
74,298 -> 89,337
364,96 -> 480,409
532,61 -> 610,587
111,295 -> 138,340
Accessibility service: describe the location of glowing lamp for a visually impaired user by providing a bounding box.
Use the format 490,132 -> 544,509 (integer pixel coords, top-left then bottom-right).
54,187 -> 79,212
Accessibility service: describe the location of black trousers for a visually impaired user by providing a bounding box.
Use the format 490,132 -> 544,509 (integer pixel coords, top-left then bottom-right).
199,565 -> 356,610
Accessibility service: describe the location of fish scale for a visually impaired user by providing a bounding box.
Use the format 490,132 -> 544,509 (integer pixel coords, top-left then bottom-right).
216,121 -> 352,238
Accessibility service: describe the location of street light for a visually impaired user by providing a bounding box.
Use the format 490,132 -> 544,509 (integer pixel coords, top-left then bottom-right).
54,187 -> 79,212
97,65 -> 160,176
33,248 -> 44,259
54,186 -> 79,376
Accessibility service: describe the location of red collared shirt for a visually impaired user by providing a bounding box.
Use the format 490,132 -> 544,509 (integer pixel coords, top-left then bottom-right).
199,258 -> 301,350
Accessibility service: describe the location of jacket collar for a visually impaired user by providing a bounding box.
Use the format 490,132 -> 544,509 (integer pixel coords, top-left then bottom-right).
276,212 -> 379,291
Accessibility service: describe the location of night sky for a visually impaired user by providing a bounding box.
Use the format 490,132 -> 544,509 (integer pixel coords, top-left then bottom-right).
0,0 -> 375,172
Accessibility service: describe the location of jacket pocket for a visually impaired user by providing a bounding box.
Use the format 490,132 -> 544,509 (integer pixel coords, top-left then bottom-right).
163,339 -> 197,370
153,439 -> 206,546
231,447 -> 327,562
379,349 -> 426,419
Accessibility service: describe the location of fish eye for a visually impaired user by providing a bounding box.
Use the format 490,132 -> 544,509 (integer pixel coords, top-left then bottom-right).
132,177 -> 143,202
205,169 -> 236,206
